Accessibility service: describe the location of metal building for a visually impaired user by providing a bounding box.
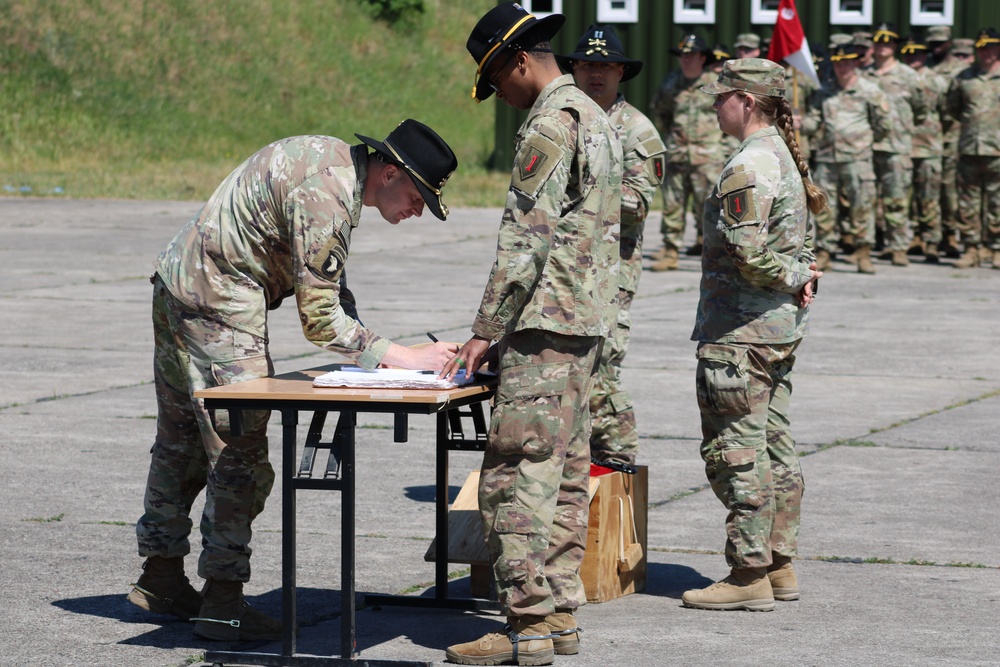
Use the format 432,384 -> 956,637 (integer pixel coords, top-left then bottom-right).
491,0 -> 1000,168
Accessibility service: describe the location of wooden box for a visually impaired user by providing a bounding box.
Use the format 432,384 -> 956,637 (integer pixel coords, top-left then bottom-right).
579,466 -> 648,603
427,466 -> 647,602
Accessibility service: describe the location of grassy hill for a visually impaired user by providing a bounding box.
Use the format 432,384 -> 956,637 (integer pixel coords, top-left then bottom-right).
0,0 -> 510,204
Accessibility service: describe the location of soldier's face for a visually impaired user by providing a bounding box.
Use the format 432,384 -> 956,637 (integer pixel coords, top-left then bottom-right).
735,46 -> 760,59
977,44 -> 1000,68
680,52 -> 706,77
903,51 -> 927,70
712,90 -> 745,138
378,167 -> 424,224
573,61 -> 624,110
873,42 -> 895,61
832,59 -> 858,84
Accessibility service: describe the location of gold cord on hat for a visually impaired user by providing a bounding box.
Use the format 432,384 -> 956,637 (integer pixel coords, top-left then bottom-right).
873,28 -> 899,43
471,13 -> 535,101
975,34 -> 1000,49
382,140 -> 451,216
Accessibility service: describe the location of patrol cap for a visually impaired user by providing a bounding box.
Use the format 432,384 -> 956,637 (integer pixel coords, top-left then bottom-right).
951,38 -> 975,55
355,119 -> 458,221
975,27 -> 1000,49
829,33 -> 853,49
900,36 -> 928,55
555,23 -> 643,81
700,58 -> 786,98
734,33 -> 761,49
829,45 -> 861,62
872,22 -> 901,44
852,31 -> 874,48
671,34 -> 711,56
466,2 -> 565,102
926,25 -> 952,43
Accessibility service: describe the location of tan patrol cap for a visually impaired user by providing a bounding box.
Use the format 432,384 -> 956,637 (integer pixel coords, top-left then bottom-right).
734,33 -> 761,49
951,38 -> 975,55
926,25 -> 951,43
700,57 -> 785,98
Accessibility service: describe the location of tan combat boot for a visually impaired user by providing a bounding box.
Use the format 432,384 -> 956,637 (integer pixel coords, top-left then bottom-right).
924,242 -> 940,264
854,245 -> 875,274
954,246 -> 980,268
127,556 -> 203,621
891,250 -> 909,266
767,555 -> 800,601
544,610 -> 580,655
979,246 -> 993,265
649,246 -> 668,261
192,579 -> 282,642
681,567 -> 775,612
815,249 -> 832,271
649,247 -> 679,271
445,615 -> 554,665
993,250 -> 1000,269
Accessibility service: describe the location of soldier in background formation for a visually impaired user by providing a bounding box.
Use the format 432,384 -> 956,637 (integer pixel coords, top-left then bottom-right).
649,34 -> 727,270
948,28 -> 1000,269
803,44 -> 890,274
556,24 -> 666,468
901,35 -> 949,262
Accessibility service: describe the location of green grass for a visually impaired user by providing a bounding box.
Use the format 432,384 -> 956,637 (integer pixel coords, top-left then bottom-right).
0,0 -> 510,204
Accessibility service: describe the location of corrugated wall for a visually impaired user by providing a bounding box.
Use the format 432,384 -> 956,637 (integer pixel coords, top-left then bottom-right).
490,0 -> 1000,169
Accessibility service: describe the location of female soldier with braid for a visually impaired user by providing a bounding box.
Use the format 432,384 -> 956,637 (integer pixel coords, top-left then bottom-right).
681,59 -> 825,612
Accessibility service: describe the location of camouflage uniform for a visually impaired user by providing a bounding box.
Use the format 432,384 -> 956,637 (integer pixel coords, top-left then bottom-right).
693,125 -> 815,569
474,75 -> 622,618
589,94 -> 665,465
803,75 -> 891,251
650,68 -> 730,252
138,136 -> 386,582
910,66 -> 950,246
862,60 -> 926,252
934,51 -> 972,241
948,62 -> 1000,257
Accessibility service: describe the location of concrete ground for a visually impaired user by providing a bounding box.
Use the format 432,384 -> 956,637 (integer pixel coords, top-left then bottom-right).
1,198 -> 998,667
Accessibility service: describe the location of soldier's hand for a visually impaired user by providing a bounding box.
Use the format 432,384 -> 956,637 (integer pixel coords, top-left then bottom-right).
440,336 -> 491,380
798,262 -> 822,307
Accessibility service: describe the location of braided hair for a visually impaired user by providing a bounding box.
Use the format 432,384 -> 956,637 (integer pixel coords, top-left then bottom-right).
746,93 -> 828,215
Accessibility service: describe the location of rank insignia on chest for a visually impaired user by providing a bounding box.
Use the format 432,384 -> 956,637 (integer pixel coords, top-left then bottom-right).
725,189 -> 753,224
519,147 -> 549,182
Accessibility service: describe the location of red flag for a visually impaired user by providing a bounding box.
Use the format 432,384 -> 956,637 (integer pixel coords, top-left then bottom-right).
767,0 -> 820,86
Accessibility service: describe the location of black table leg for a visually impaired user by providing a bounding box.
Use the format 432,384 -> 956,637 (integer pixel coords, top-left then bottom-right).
282,409 -> 299,658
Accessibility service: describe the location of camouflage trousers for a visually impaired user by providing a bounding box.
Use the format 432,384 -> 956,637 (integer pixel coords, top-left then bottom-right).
911,156 -> 943,245
940,147 -> 959,238
874,151 -> 914,252
812,160 -> 877,252
956,155 -> 1000,249
136,276 -> 274,582
589,289 -> 638,466
479,330 -> 601,617
659,161 -> 717,250
695,341 -> 804,569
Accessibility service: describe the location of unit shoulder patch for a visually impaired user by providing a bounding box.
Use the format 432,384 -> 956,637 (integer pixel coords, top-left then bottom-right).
511,131 -> 561,200
308,221 -> 351,283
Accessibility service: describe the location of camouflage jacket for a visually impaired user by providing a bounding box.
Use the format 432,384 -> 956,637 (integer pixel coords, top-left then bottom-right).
650,69 -> 729,166
947,64 -> 1000,157
693,126 -> 815,344
861,60 -> 927,155
608,94 -> 665,294
934,55 -> 971,146
912,66 -> 949,158
803,75 -> 892,163
471,75 -> 622,342
155,136 -> 390,369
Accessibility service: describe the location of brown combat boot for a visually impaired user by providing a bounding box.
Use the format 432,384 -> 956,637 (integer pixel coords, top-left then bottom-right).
192,579 -> 282,642
815,249 -> 832,271
891,250 -> 909,266
649,247 -> 679,271
446,615 -> 554,665
649,246 -> 668,261
993,250 -> 1000,269
954,246 -> 980,268
767,555 -> 800,601
854,245 -> 875,274
127,556 -> 203,621
979,246 -> 993,265
924,242 -> 940,264
544,610 -> 580,655
681,567 -> 775,612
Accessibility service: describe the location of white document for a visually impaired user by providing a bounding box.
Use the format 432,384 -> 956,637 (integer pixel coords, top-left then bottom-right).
312,366 -> 473,389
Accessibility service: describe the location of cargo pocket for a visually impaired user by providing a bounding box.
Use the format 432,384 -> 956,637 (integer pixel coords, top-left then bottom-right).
704,442 -> 762,509
490,504 -> 532,584
696,343 -> 751,416
210,348 -> 272,437
489,362 -> 570,458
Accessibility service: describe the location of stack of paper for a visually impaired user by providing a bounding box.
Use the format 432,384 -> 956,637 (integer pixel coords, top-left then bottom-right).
312,367 -> 473,389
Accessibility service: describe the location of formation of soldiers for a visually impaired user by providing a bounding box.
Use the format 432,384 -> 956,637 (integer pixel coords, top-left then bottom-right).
647,23 -> 1000,274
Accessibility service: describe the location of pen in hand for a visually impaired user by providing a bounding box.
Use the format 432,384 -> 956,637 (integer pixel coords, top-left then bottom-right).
426,332 -> 439,343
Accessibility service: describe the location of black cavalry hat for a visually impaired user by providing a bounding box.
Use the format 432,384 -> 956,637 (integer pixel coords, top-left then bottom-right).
670,33 -> 712,56
872,22 -> 901,43
975,27 -> 1000,49
355,119 -> 458,221
466,2 -> 565,102
555,24 -> 643,82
